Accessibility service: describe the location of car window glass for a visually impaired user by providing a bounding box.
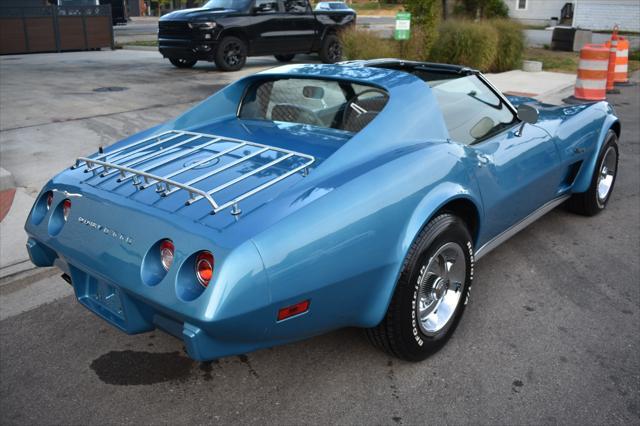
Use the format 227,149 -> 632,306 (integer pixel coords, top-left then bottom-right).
283,0 -> 308,13
239,78 -> 389,132
430,75 -> 516,145
255,0 -> 279,12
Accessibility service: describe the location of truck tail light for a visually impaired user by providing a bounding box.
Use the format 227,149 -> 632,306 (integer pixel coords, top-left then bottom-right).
62,199 -> 71,221
277,300 -> 310,321
160,240 -> 175,271
195,251 -> 214,287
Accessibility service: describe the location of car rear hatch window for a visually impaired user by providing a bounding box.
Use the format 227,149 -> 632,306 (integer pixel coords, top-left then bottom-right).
238,77 -> 389,134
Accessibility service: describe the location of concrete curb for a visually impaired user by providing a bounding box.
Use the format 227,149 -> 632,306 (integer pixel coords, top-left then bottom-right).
0,167 -> 15,191
121,45 -> 157,52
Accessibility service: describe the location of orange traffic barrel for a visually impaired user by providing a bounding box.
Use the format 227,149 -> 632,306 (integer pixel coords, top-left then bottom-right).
574,43 -> 609,101
605,37 -> 629,84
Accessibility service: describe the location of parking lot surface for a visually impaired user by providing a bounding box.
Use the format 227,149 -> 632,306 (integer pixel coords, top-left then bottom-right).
0,51 -> 638,425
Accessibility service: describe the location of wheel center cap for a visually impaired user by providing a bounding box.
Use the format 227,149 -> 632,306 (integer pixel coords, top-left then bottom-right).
433,279 -> 448,300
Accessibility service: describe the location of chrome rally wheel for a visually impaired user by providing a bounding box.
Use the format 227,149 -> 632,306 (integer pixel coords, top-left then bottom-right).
596,145 -> 617,207
568,128 -> 619,216
367,213 -> 473,362
417,242 -> 467,336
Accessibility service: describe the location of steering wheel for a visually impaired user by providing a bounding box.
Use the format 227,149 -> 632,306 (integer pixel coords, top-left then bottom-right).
271,103 -> 324,127
341,88 -> 388,129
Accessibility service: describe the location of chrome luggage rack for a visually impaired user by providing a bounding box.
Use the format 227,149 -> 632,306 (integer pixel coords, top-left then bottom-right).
73,130 -> 315,215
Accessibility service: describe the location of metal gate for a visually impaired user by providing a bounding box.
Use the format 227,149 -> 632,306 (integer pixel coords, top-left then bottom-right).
0,5 -> 114,55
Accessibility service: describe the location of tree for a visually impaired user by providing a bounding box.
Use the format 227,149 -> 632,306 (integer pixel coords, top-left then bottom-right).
404,0 -> 441,54
454,0 -> 508,19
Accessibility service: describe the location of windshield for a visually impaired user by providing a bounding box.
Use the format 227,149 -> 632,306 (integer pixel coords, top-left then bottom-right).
239,78 -> 389,133
329,2 -> 349,9
203,0 -> 251,10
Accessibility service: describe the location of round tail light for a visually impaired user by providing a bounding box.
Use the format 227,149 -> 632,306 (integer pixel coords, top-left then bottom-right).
160,240 -> 175,271
62,199 -> 71,221
46,192 -> 54,210
195,251 -> 214,288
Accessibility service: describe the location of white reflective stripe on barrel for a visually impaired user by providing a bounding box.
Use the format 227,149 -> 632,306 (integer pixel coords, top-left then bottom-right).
575,79 -> 607,89
578,59 -> 609,71
615,64 -> 628,72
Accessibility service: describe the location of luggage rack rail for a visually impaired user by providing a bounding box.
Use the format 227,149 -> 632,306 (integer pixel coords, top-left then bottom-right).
72,130 -> 315,215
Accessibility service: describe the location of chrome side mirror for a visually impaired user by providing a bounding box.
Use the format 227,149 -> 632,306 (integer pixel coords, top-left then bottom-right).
515,104 -> 539,137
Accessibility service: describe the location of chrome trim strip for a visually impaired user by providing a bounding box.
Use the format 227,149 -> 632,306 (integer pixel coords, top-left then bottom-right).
475,195 -> 570,260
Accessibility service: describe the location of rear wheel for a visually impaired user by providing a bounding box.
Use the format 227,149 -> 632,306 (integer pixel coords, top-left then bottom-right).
319,34 -> 342,64
169,58 -> 197,68
214,36 -> 247,71
274,54 -> 295,62
366,214 -> 474,361
568,129 -> 619,216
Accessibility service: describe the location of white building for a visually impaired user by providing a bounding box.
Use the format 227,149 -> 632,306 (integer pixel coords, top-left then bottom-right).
506,0 -> 640,32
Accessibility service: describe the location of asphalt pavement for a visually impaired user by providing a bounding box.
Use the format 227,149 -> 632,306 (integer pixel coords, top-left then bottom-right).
0,51 -> 638,425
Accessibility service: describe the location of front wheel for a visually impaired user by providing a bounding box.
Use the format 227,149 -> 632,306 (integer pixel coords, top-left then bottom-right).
319,34 -> 342,64
567,129 -> 619,216
169,57 -> 197,68
366,213 -> 474,361
214,36 -> 247,71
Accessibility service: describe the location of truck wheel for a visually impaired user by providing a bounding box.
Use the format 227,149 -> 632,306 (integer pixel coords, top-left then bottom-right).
214,36 -> 247,71
169,58 -> 197,68
274,54 -> 295,62
319,34 -> 342,64
366,213 -> 474,362
567,129 -> 619,216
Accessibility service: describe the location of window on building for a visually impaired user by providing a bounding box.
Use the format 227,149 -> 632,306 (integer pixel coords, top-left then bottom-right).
516,0 -> 527,10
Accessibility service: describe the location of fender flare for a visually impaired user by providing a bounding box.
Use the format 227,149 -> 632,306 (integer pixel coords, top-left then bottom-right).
573,113 -> 620,193
360,183 -> 483,328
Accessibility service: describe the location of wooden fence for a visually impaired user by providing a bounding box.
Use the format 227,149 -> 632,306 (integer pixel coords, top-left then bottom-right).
0,5 -> 114,55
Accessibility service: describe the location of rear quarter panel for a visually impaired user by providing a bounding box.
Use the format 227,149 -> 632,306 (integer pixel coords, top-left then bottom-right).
251,141 -> 483,339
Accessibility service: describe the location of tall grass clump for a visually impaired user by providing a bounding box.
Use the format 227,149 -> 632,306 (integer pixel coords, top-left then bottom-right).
340,28 -> 396,60
429,20 -> 498,71
490,19 -> 525,72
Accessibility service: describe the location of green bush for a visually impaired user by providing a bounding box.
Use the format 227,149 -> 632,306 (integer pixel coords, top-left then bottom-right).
340,28 -> 397,60
429,20 -> 499,71
490,19 -> 525,72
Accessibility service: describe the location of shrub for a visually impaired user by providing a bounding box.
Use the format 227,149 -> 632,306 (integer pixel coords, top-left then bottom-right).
429,20 -> 498,71
340,28 -> 397,60
490,19 -> 525,72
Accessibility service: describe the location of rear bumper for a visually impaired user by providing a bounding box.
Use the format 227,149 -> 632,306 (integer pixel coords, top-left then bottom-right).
27,237 -> 271,360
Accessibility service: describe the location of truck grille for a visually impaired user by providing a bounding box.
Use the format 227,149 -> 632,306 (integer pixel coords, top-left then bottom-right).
159,21 -> 191,37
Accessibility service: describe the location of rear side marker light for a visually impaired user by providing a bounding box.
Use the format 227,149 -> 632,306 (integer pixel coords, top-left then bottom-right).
160,240 -> 175,271
62,199 -> 71,221
195,251 -> 214,288
277,300 -> 310,321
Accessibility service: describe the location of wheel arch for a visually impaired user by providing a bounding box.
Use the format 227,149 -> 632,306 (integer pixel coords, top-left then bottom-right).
361,186 -> 483,328
572,116 -> 621,193
217,28 -> 251,51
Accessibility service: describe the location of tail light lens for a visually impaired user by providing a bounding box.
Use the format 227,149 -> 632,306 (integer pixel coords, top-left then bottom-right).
46,192 -> 54,210
160,240 -> 175,271
62,199 -> 71,221
195,251 -> 214,288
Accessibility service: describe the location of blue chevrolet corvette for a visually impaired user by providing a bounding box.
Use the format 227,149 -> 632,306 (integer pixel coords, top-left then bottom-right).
25,60 -> 620,361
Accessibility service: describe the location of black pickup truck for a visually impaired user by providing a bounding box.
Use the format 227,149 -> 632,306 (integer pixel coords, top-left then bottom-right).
158,0 -> 356,71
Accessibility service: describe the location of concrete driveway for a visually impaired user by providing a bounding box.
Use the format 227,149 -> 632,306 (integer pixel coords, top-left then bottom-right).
0,50 -> 638,425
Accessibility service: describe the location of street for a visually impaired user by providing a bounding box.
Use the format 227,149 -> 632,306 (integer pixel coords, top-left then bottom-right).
0,51 -> 638,425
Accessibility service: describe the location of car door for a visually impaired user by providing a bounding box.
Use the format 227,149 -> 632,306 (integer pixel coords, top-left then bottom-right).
278,0 -> 317,53
431,74 -> 564,241
248,0 -> 284,54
